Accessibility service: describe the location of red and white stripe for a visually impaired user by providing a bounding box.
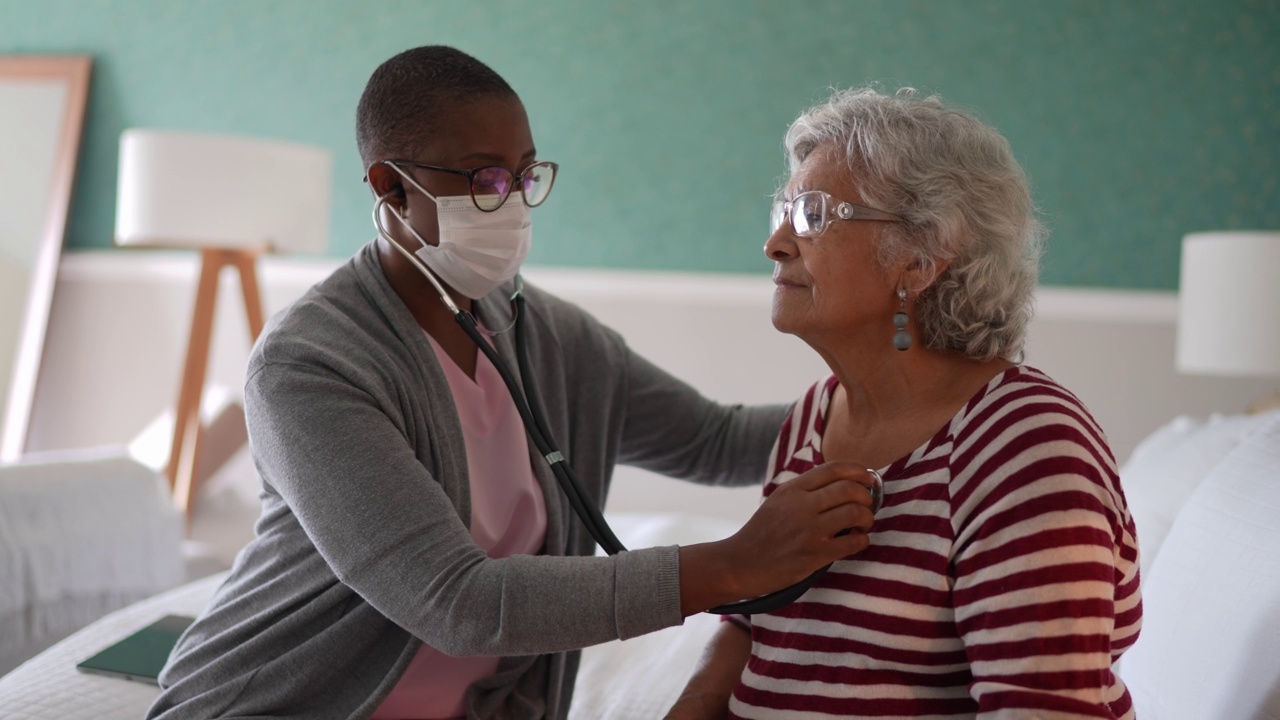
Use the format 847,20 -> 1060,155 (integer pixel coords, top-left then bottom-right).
729,366 -> 1141,719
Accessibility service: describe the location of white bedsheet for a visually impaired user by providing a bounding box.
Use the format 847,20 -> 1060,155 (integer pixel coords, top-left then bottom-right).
0,512 -> 742,719
569,511 -> 740,719
0,570 -> 222,720
569,612 -> 721,720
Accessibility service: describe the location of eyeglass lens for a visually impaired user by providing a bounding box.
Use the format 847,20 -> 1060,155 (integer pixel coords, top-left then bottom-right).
472,162 -> 557,211
770,193 -> 828,237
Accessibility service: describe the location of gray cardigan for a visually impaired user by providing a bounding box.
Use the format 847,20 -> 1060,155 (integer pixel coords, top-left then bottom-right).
148,242 -> 787,720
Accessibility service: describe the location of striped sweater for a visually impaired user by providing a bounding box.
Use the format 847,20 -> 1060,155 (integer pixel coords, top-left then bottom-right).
728,366 -> 1142,719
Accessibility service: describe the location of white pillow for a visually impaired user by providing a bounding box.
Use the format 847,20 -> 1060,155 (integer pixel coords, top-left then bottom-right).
1120,410 -> 1280,578
1118,415 -> 1280,719
0,451 -> 184,675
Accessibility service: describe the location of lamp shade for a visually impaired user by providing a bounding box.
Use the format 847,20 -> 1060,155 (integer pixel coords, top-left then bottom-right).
114,129 -> 331,254
1176,231 -> 1280,378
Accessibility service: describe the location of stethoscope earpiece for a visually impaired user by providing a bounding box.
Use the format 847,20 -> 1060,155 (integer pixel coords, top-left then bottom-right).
371,190 -> 462,315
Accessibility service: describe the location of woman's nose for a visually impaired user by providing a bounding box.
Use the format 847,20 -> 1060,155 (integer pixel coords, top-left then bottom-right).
763,226 -> 798,261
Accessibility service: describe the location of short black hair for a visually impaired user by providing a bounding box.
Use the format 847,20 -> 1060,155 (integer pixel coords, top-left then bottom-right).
355,46 -> 517,170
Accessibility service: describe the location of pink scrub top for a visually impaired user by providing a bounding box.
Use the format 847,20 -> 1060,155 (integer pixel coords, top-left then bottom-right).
371,332 -> 548,720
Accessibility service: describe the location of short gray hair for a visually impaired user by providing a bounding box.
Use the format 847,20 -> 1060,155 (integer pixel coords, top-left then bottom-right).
783,86 -> 1044,362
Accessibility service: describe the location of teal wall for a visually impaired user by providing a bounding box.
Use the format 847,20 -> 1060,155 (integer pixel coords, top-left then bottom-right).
2,0 -> 1276,289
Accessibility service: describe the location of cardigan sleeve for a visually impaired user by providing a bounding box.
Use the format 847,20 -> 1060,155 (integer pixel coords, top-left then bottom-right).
244,358 -> 684,656
614,346 -> 789,488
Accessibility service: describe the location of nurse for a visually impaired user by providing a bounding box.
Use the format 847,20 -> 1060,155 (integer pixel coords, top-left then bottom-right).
147,46 -> 878,720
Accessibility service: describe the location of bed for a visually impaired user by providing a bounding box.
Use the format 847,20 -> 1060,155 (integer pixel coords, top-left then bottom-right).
0,512 -> 733,720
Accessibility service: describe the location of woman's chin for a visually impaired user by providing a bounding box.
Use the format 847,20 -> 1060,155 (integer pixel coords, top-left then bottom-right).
771,290 -> 813,334
770,309 -> 807,337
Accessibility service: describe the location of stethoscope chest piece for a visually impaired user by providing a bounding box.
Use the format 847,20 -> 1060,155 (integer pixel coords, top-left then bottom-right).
867,468 -> 885,514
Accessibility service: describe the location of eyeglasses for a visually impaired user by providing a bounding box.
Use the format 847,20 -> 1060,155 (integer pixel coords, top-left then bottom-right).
389,160 -> 559,212
770,190 -> 902,238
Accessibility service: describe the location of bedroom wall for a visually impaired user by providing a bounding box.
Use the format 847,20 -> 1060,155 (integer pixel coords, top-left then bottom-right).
1,0 -> 1276,289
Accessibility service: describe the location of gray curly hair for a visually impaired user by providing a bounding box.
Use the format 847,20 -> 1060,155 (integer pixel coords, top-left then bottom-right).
782,86 -> 1044,362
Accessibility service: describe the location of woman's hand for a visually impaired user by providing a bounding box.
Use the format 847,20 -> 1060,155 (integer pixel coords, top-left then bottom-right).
664,621 -> 753,720
678,462 -> 877,614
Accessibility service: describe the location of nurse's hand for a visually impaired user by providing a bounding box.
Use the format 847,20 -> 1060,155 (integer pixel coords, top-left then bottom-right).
677,462 -> 876,616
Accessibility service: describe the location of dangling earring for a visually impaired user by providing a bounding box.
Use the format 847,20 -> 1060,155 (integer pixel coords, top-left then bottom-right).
892,289 -> 912,351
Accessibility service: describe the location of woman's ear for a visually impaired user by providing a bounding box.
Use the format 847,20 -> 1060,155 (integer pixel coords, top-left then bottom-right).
898,256 -> 950,295
366,162 -> 406,205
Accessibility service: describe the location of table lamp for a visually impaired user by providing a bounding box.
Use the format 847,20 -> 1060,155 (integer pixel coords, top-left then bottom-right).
1176,231 -> 1280,412
114,129 -> 331,519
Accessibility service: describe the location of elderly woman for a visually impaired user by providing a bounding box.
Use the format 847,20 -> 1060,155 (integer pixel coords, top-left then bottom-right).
666,87 -> 1142,719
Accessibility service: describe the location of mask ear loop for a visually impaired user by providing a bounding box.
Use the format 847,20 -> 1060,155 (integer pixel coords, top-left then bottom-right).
381,163 -> 440,252
372,190 -> 462,316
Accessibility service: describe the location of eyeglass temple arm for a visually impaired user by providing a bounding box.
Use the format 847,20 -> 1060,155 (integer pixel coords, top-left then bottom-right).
837,202 -> 902,223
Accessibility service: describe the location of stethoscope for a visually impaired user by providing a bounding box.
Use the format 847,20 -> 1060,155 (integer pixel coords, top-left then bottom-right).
372,190 -> 882,615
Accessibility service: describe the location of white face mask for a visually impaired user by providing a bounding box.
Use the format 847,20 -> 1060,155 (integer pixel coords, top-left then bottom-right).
414,195 -> 531,299
384,165 -> 532,300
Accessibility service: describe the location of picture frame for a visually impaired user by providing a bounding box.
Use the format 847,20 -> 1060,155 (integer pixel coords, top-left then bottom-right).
0,55 -> 92,460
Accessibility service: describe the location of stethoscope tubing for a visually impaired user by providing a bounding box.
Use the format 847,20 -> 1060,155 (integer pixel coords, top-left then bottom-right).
373,194 -> 857,614
465,294 -> 829,614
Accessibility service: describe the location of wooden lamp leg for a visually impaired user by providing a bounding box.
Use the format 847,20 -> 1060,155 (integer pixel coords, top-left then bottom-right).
230,250 -> 266,339
168,248 -> 265,526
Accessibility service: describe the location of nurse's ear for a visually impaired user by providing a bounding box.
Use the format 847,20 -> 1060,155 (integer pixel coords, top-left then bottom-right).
366,162 -> 407,213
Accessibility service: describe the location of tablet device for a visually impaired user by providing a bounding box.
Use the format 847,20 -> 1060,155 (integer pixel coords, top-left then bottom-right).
75,614 -> 195,685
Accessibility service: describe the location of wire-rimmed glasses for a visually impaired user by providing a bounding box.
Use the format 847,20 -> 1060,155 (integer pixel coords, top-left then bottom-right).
770,190 -> 902,237
390,160 -> 559,212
